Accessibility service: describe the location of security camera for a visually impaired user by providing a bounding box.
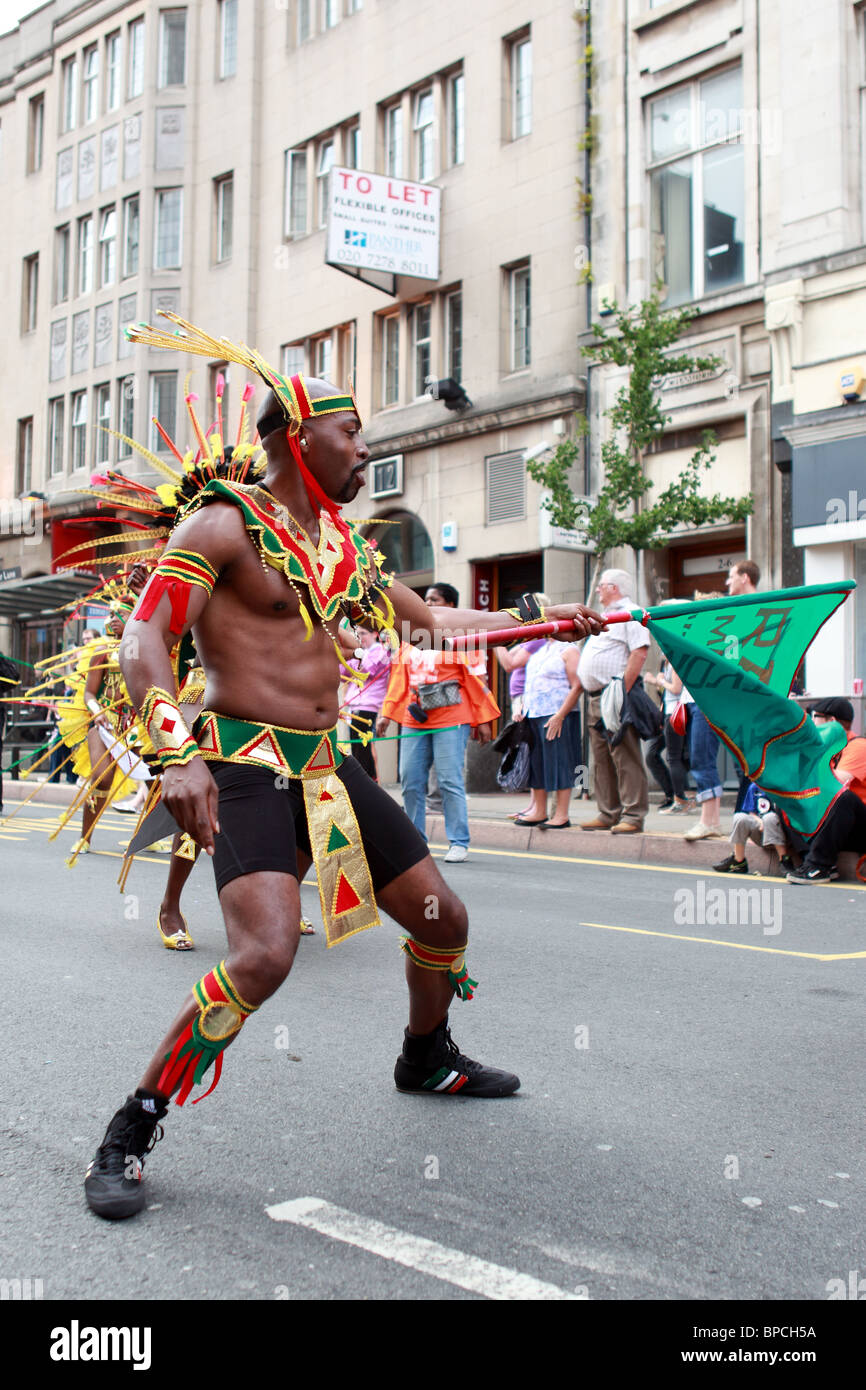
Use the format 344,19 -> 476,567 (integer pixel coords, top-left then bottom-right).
524,441 -> 551,463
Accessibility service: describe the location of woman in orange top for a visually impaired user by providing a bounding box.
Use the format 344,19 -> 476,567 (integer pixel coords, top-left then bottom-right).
377,584 -> 499,864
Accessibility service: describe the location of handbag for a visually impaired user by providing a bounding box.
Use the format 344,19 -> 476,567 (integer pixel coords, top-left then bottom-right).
417,678 -> 462,711
497,739 -> 531,792
670,699 -> 688,737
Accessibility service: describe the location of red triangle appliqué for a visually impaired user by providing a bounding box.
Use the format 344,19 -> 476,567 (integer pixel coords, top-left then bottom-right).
333,871 -> 361,916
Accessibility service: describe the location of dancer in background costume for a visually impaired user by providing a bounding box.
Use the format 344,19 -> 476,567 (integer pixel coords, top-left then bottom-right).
82,313 -> 604,1220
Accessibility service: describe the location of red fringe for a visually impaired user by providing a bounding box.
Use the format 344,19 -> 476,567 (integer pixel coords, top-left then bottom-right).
133,574 -> 191,634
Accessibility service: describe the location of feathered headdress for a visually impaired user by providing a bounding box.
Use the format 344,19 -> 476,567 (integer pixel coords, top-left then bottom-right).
125,312 -> 361,523
57,376 -> 265,569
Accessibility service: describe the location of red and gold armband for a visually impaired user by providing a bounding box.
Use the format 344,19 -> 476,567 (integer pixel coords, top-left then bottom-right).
158,960 -> 258,1106
132,549 -> 219,635
401,937 -> 478,1000
141,686 -> 200,769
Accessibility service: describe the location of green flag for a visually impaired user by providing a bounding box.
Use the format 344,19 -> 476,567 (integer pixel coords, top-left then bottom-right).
631,582 -> 855,836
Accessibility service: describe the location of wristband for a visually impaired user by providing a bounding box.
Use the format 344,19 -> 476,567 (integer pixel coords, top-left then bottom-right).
504,592 -> 545,626
141,686 -> 200,768
86,697 -> 102,717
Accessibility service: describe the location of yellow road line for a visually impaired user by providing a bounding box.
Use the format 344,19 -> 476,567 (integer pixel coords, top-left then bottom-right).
430,843 -> 866,890
579,920 -> 866,961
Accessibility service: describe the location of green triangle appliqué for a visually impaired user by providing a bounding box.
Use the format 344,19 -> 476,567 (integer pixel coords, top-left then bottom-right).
326,820 -> 352,854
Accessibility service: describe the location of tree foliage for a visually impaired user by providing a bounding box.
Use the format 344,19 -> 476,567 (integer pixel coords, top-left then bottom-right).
526,288 -> 753,584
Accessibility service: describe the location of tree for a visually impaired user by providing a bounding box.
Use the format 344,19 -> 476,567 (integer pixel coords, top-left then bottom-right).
527,287 -> 754,596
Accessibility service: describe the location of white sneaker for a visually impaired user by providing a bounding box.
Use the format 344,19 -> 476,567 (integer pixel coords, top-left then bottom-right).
683,823 -> 722,841
443,844 -> 468,863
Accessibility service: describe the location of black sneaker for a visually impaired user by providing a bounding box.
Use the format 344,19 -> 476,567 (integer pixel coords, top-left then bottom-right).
394,1017 -> 520,1098
84,1093 -> 167,1219
786,864 -> 832,885
713,853 -> 748,874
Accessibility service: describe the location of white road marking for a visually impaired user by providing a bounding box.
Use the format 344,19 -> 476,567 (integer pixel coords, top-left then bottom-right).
265,1197 -> 583,1300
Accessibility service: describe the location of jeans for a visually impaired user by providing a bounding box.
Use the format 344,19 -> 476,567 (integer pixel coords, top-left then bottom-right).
645,731 -> 674,800
688,706 -> 722,802
401,723 -> 471,848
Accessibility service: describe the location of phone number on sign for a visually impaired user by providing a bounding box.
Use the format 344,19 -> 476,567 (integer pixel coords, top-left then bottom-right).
335,248 -> 430,276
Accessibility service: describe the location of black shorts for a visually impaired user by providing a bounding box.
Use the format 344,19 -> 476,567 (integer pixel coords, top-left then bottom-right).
209,755 -> 429,895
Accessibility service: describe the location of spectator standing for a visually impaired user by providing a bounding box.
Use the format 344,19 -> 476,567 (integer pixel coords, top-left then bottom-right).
726,560 -> 761,814
577,569 -> 651,834
725,559 -> 760,596
683,694 -> 724,840
341,628 -> 392,782
377,583 -> 499,863
495,632 -> 547,821
513,638 -> 582,828
644,659 -> 694,813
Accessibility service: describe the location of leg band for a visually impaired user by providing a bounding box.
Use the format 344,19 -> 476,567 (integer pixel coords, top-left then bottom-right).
158,961 -> 259,1106
401,937 -> 477,1001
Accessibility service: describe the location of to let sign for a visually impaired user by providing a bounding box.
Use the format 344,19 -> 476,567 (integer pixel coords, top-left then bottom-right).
327,168 -> 441,281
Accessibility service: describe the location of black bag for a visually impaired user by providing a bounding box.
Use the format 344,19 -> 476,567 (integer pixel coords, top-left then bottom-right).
495,719 -> 533,792
608,676 -> 663,746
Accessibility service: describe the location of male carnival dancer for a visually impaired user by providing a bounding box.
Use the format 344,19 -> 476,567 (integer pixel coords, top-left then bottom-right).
84,314 -> 603,1219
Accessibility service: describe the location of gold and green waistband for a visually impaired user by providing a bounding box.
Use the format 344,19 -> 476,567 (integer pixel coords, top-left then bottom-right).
192,710 -> 343,780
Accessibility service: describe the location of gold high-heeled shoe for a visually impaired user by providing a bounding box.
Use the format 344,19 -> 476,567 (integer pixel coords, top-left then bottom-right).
157,910 -> 195,950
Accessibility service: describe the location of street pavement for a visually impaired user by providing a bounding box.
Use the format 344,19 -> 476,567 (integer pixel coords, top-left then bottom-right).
1,797 -> 864,1304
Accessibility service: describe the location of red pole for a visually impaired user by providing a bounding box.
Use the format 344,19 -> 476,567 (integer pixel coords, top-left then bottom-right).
448,610 -> 645,649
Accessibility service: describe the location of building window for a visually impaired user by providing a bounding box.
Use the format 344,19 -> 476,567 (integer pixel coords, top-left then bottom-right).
77,215 -> 94,295
70,391 -> 88,470
382,313 -> 400,406
648,66 -> 745,306
297,0 -> 312,43
448,71 -> 464,166
347,0 -> 362,12
344,121 -> 361,170
27,94 -> 44,173
281,343 -> 305,377
324,0 -> 339,28
284,148 -> 308,237
48,397 -> 65,476
94,384 -> 112,464
508,262 -> 530,370
128,18 -> 145,99
105,32 -> 121,111
445,289 -> 462,382
414,89 -> 435,181
154,188 -> 183,268
17,417 -> 34,494
338,320 -> 356,383
117,375 -> 135,453
123,195 -> 140,276
54,226 -> 70,304
83,46 -> 99,124
411,302 -> 431,397
384,103 -> 403,178
219,0 -> 238,78
149,372 -> 178,450
508,32 -> 532,140
215,174 -> 233,261
61,56 -> 79,133
316,139 -> 334,229
99,207 -> 117,287
313,333 -> 333,380
159,9 -> 187,87
22,254 -> 39,334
